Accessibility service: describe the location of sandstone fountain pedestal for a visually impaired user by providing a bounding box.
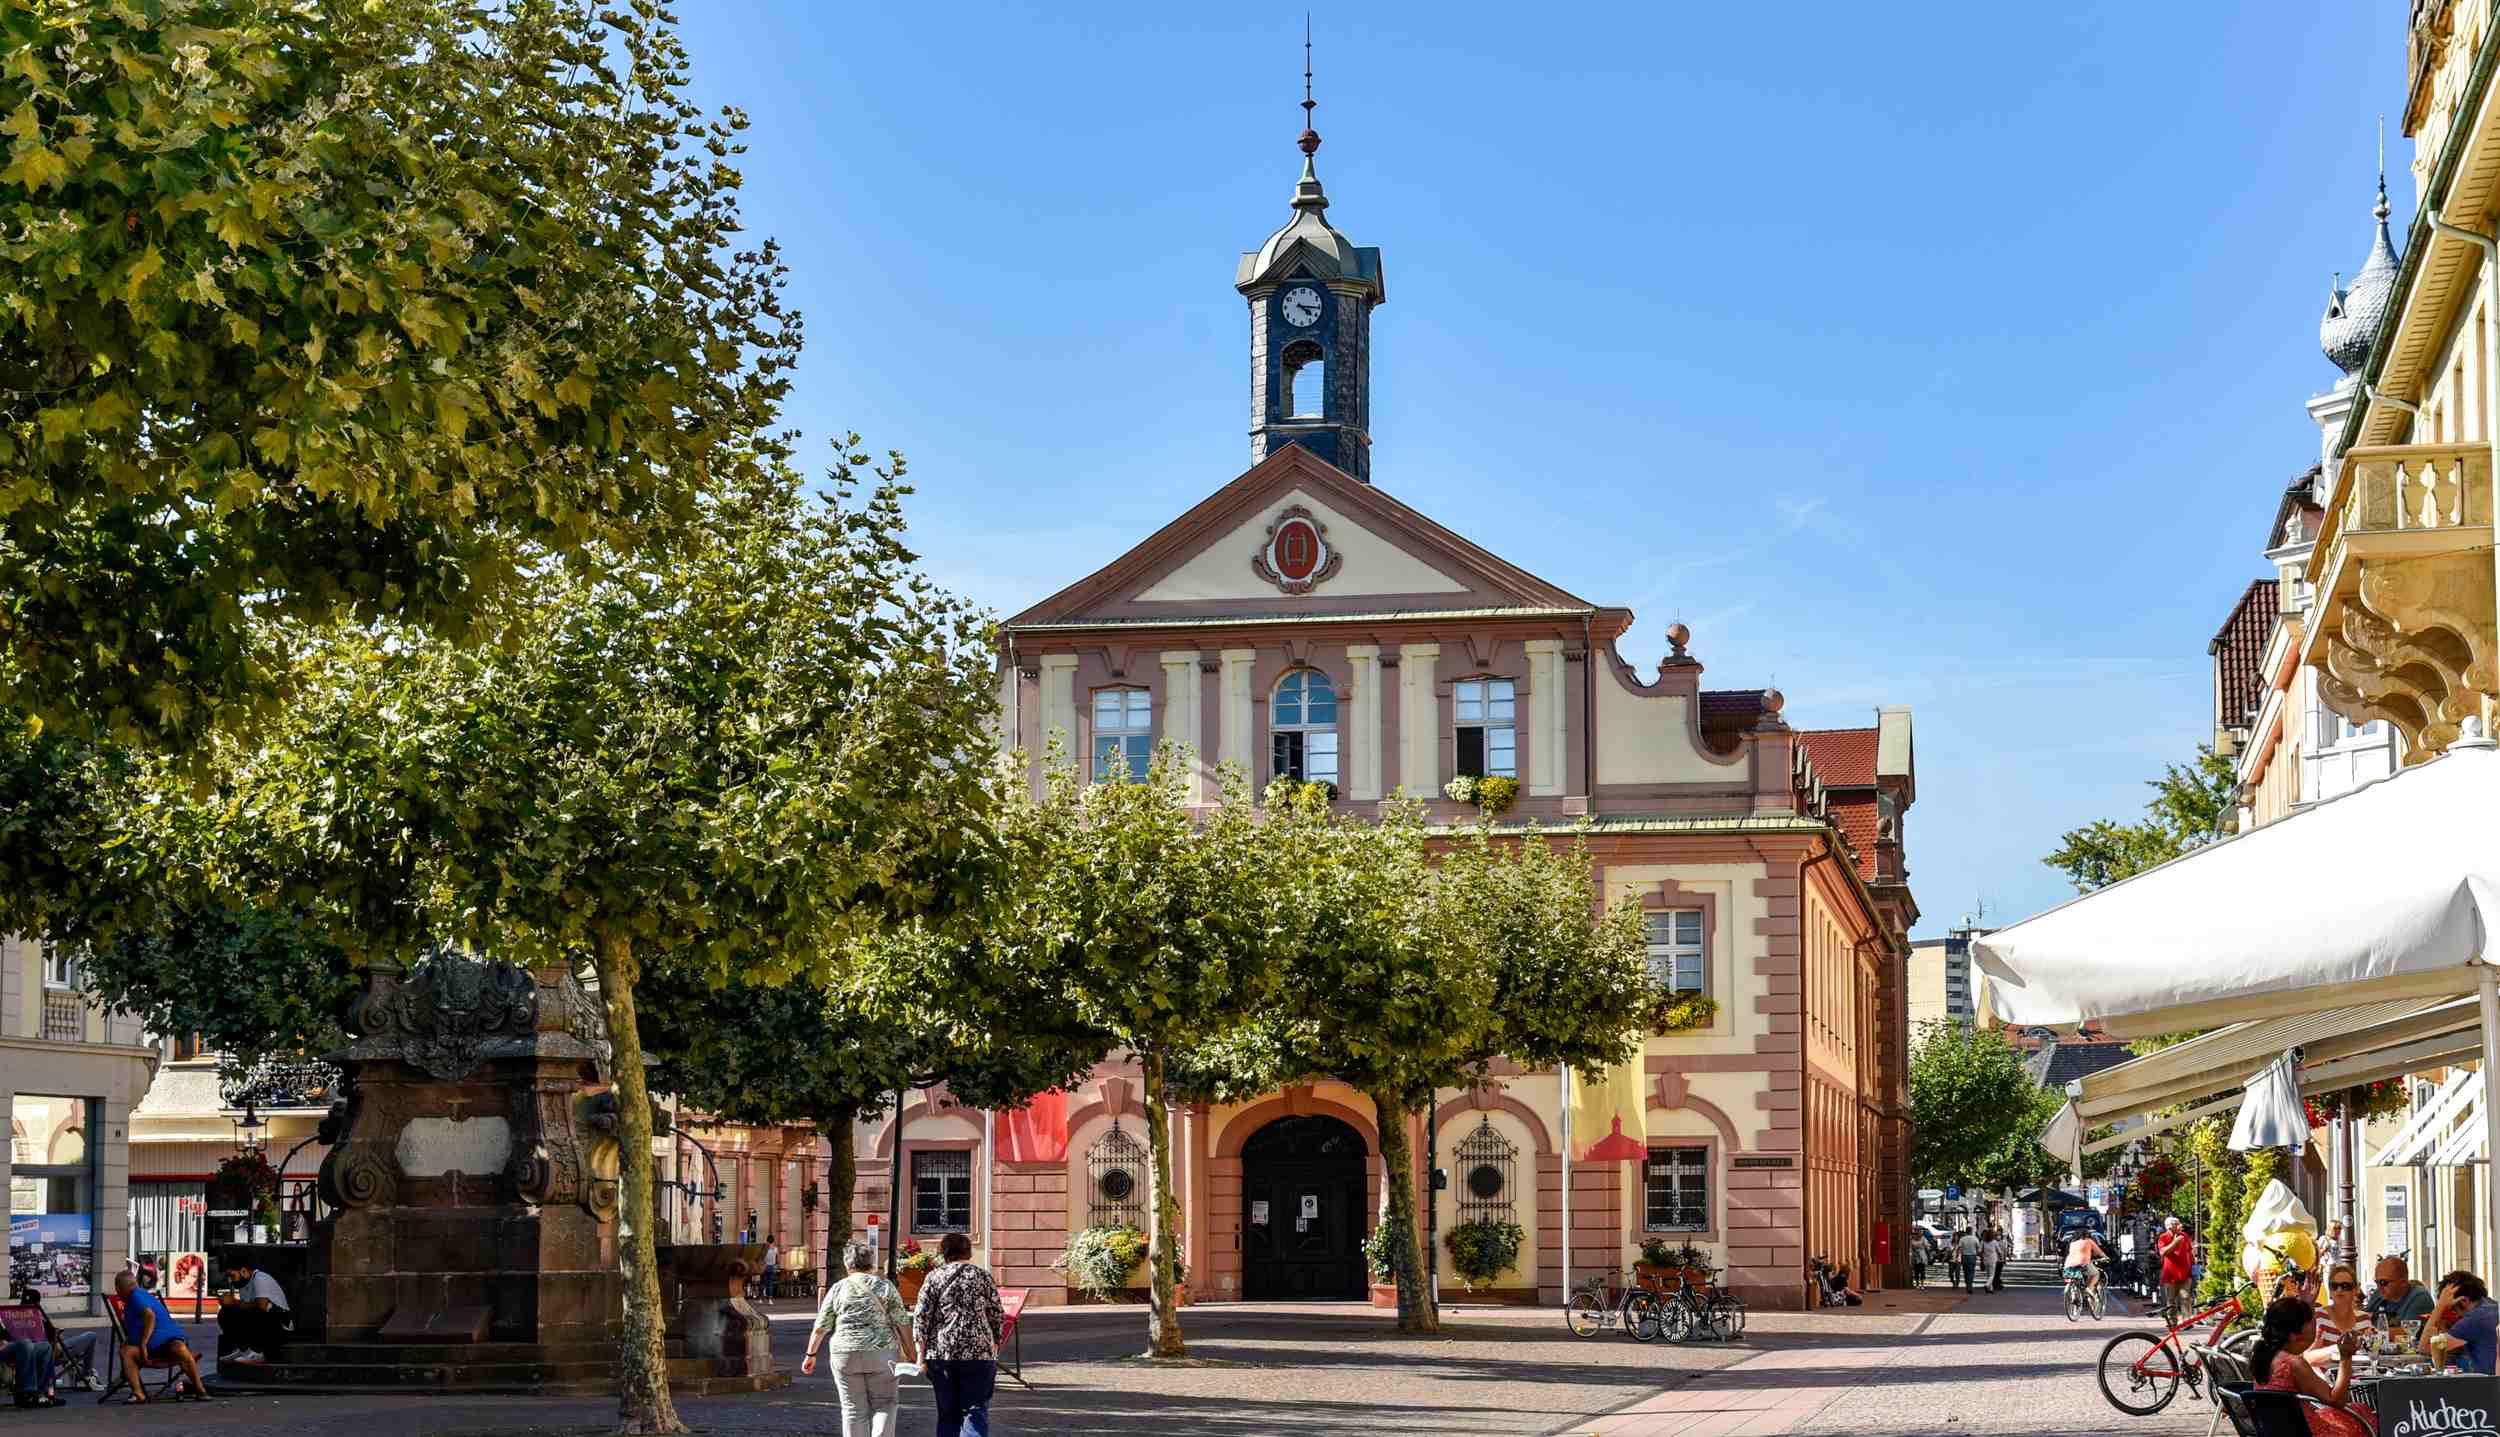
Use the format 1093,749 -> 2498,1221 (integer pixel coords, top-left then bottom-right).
219,955 -> 786,1396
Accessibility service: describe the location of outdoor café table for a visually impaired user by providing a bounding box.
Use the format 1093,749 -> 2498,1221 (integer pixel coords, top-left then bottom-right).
2357,1371 -> 2500,1436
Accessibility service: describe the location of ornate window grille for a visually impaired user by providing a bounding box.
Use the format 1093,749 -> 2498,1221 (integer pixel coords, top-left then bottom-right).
1087,1123 -> 1148,1230
1453,1117 -> 1517,1225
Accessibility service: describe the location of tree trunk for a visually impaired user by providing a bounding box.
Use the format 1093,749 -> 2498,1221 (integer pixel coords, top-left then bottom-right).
1369,1087 -> 1436,1334
594,932 -> 686,1435
818,1100 -> 859,1275
1139,1048 -> 1186,1359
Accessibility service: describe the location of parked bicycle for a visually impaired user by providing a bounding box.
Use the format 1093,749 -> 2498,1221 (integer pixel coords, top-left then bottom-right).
1654,1265 -> 1748,1342
2094,1248 -> 2299,1416
1566,1270 -> 1667,1342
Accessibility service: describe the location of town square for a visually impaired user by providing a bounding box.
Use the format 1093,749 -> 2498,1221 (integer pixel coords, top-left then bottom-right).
3,3 -> 2497,1435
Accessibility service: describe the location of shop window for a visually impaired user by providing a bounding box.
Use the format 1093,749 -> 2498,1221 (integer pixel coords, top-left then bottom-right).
1092,688 -> 1152,782
1270,669 -> 1339,786
910,1150 -> 972,1234
1454,679 -> 1516,779
1644,1144 -> 1709,1232
1645,910 -> 1706,995
9,1095 -> 98,1316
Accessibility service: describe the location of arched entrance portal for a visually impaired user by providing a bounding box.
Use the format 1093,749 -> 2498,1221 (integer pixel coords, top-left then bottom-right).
1240,1114 -> 1368,1300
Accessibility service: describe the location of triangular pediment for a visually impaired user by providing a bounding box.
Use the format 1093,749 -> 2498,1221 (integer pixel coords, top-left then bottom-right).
1004,446 -> 1595,629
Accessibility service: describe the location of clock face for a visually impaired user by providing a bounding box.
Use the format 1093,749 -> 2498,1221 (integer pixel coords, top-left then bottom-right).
1281,287 -> 1323,328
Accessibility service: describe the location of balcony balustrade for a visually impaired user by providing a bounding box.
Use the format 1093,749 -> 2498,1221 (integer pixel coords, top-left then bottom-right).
2304,443 -> 2498,759
39,991 -> 84,1044
219,1053 -> 343,1114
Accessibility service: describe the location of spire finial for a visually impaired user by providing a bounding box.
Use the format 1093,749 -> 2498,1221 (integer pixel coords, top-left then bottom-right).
2376,114 -> 2391,222
1297,15 -> 1320,159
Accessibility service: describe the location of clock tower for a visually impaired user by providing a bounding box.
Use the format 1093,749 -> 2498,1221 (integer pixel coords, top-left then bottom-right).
1236,81 -> 1385,482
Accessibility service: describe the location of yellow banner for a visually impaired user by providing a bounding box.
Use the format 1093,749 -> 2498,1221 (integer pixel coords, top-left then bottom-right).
1570,1056 -> 1647,1163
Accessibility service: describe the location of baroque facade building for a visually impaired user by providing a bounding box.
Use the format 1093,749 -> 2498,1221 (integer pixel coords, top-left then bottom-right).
852,114 -> 1919,1310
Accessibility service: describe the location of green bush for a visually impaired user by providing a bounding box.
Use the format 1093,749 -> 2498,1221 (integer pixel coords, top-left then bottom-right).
1445,1219 -> 1524,1290
1057,1225 -> 1148,1298
1363,1213 -> 1412,1283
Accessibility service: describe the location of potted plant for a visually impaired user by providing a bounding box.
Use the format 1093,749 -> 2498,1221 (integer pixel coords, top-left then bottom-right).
1669,1241 -> 1712,1287
1473,774 -> 1520,816
1634,1236 -> 1678,1291
1055,1225 -> 1149,1304
1654,992 -> 1719,1035
1362,1215 -> 1411,1308
895,1238 -> 935,1306
1442,775 -> 1478,807
1444,1219 -> 1524,1293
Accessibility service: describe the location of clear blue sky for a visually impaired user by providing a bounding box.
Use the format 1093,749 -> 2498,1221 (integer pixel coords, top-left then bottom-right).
675,4 -> 2405,938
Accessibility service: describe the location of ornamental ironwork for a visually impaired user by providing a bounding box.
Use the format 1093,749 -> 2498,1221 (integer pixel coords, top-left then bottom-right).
1453,1116 -> 1516,1225
1087,1122 -> 1148,1230
220,1054 -> 341,1113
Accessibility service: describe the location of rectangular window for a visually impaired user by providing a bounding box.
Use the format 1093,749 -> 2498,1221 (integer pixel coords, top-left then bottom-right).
910,1149 -> 972,1234
1644,1145 -> 1709,1232
1644,910 -> 1706,995
41,946 -> 76,990
171,1032 -> 207,1063
1271,729 -> 1339,784
1453,679 -> 1516,778
1091,688 -> 1153,782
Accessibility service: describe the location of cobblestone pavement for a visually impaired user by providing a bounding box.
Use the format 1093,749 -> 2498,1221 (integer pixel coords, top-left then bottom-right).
52,1294 -> 1956,1436
1572,1283 -> 2228,1437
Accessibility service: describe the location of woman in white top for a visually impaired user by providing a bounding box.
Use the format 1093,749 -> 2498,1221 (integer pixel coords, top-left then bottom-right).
1981,1231 -> 2004,1292
800,1240 -> 921,1437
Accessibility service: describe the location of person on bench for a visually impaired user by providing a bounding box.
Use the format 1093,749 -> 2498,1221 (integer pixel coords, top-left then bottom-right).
111,1272 -> 206,1404
215,1257 -> 290,1364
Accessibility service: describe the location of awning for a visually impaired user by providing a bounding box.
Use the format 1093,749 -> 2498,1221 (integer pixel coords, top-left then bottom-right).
1972,741 -> 2500,1038
2071,999 -> 2479,1127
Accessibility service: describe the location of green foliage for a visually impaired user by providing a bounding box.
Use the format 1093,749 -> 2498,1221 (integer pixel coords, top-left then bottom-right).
2190,1119 -> 2253,1307
1058,1225 -> 1148,1298
1910,1020 -> 2058,1192
1472,775 -> 1519,815
76,904 -> 354,1071
1445,1219 -> 1524,1290
1,0 -> 805,751
1655,992 -> 1718,1034
1363,1211 -> 1412,1284
2043,746 -> 2239,893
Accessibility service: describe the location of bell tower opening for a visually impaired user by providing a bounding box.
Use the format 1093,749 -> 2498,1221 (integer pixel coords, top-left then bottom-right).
1283,340 -> 1325,418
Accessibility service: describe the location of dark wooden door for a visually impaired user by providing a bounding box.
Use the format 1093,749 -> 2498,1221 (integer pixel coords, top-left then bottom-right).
1240,1115 -> 1368,1300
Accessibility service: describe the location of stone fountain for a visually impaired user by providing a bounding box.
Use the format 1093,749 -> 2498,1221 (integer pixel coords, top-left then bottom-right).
217,954 -> 785,1395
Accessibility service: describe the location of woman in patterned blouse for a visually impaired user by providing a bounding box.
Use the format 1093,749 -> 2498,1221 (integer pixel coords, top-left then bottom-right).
800,1240 -> 918,1437
912,1232 -> 1005,1437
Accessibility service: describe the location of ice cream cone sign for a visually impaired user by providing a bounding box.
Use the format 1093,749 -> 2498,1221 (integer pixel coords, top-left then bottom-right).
1572,1057 -> 1647,1163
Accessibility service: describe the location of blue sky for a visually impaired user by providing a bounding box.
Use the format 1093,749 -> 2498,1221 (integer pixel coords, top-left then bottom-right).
676,5 -> 2404,937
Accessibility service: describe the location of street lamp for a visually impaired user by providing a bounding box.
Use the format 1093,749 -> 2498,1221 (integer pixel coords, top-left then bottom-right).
232,1101 -> 265,1152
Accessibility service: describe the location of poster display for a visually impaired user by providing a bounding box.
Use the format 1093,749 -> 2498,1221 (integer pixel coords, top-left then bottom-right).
165,1251 -> 209,1303
8,1214 -> 93,1298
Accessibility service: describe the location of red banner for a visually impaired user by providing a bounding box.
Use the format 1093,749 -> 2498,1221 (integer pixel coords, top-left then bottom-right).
995,1090 -> 1070,1165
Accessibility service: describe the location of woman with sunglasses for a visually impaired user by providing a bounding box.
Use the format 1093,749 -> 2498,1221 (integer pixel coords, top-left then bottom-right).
2307,1264 -> 2377,1368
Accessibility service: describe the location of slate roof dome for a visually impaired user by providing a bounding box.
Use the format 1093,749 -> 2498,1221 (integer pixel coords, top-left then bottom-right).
2322,177 -> 2401,376
1236,124 -> 1384,297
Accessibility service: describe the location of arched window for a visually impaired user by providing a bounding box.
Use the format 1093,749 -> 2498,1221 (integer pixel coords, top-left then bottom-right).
1270,669 -> 1338,786
1092,687 -> 1152,782
1282,340 -> 1324,419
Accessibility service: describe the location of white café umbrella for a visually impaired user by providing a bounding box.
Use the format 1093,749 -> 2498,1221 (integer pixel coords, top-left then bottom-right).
1973,738 -> 2500,1261
2227,1050 -> 2311,1152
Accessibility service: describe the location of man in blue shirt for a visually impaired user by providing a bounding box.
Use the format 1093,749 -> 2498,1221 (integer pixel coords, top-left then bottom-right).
111,1271 -> 207,1403
2428,1271 -> 2497,1375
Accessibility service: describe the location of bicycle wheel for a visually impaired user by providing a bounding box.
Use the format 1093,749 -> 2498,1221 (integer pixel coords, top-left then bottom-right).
2096,1330 -> 2184,1416
2066,1284 -> 2082,1322
1656,1295 -> 1696,1344
1622,1290 -> 1666,1343
1566,1283 -> 1609,1337
1708,1294 -> 1748,1339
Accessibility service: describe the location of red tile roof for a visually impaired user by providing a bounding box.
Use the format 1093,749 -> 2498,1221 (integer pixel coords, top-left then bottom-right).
2209,579 -> 2280,733
1798,727 -> 1880,787
1826,793 -> 1881,880
1697,689 -> 1766,754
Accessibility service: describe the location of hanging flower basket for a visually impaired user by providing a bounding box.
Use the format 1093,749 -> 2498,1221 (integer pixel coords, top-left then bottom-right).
2302,1079 -> 2409,1130
1446,1219 -> 1524,1291
1653,992 -> 1719,1034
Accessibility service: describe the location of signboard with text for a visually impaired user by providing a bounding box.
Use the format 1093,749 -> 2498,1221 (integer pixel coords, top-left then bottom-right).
2381,1375 -> 2500,1437
7,1213 -> 93,1298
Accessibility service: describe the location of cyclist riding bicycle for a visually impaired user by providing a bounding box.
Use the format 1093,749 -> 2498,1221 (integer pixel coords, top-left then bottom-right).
2065,1230 -> 2111,1302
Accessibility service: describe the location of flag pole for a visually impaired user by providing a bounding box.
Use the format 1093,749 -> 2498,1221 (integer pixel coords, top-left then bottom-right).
1559,1063 -> 1572,1308
983,1107 -> 997,1271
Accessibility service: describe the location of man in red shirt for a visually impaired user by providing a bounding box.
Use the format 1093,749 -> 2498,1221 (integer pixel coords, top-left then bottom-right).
2155,1217 -> 2195,1324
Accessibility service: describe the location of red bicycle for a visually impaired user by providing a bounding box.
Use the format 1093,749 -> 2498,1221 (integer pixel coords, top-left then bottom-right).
2096,1250 -> 2301,1416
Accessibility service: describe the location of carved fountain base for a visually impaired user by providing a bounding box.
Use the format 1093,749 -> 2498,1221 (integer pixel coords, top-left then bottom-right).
213,956 -> 785,1396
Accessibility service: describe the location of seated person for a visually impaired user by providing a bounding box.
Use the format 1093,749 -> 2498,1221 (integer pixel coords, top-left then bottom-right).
111,1271 -> 207,1404
2426,1271 -> 2497,1374
2369,1258 -> 2437,1331
10,1283 -> 100,1392
215,1257 -> 290,1363
2309,1264 -> 2376,1367
2,1336 -> 60,1409
1816,1261 -> 1863,1307
2254,1295 -> 2377,1437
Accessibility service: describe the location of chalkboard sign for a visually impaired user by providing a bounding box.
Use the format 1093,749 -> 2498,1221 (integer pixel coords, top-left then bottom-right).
2380,1374 -> 2500,1437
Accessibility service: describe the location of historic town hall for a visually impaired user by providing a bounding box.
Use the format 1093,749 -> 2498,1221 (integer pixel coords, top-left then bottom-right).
851,113 -> 1921,1313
